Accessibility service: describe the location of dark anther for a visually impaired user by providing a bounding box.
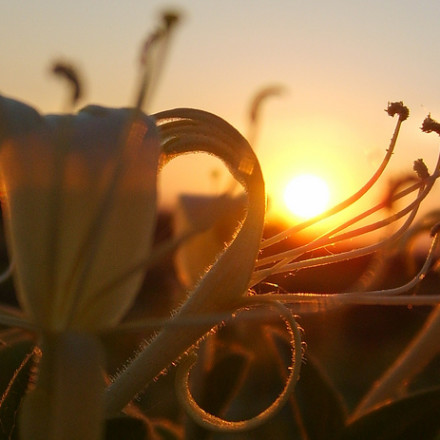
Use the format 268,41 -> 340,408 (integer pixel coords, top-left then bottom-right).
162,11 -> 180,30
52,62 -> 82,106
385,102 -> 409,121
421,114 -> 440,136
413,158 -> 430,180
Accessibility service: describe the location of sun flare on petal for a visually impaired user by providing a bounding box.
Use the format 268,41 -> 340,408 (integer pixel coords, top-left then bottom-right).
283,174 -> 330,219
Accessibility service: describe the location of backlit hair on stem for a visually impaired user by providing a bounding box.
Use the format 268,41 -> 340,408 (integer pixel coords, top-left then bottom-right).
175,301 -> 302,432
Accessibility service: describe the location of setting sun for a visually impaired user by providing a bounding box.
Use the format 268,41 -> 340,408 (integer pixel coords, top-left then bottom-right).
283,174 -> 330,219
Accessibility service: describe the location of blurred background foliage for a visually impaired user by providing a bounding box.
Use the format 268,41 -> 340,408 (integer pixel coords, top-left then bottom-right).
2,210 -> 440,439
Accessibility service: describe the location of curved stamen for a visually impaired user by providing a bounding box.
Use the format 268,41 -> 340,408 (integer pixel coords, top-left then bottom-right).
261,103 -> 409,250
255,179 -> 426,269
255,229 -> 440,313
175,301 -> 302,432
136,11 -> 180,110
253,162 -> 439,283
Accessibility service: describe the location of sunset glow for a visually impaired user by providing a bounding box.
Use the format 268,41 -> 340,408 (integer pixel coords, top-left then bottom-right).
283,174 -> 330,219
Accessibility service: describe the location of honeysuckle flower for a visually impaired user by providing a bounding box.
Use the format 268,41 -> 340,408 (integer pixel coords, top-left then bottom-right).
0,92 -> 289,437
1,96 -> 440,439
1,13 -> 440,437
0,97 -> 160,333
147,104 -> 440,429
0,13 -> 299,439
0,95 -> 161,439
105,102 -> 440,433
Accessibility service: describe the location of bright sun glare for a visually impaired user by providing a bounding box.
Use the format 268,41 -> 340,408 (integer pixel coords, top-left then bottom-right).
283,174 -> 330,219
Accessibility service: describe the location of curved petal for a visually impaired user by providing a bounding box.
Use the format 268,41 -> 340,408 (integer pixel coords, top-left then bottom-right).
174,193 -> 247,287
106,108 -> 266,414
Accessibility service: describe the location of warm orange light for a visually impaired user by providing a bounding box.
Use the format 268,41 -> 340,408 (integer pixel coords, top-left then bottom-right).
283,174 -> 330,219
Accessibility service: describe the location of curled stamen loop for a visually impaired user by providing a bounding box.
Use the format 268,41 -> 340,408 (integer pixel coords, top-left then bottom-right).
175,301 -> 302,432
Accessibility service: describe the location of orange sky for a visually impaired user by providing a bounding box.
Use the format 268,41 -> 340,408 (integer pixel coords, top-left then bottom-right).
2,1 -> 440,224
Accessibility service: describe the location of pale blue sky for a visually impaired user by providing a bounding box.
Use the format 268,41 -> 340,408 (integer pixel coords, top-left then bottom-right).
2,1 -> 440,217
